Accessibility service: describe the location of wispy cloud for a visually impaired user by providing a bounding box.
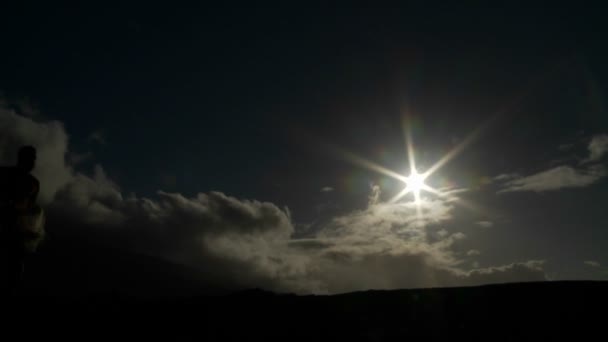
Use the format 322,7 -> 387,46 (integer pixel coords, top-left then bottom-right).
584,260 -> 601,267
585,134 -> 608,163
498,165 -> 605,193
493,173 -> 518,181
496,135 -> 608,193
321,186 -> 334,193
476,221 -> 494,228
367,183 -> 381,207
464,260 -> 545,285
467,249 -> 481,256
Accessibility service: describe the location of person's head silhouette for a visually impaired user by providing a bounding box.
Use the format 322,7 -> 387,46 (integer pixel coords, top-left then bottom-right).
17,145 -> 36,173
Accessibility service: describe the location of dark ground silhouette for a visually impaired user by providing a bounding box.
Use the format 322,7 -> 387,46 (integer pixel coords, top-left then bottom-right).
4,216 -> 606,340
0,145 -> 603,339
3,281 -> 607,341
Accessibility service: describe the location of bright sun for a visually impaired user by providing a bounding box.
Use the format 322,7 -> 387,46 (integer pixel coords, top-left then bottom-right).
336,117 -> 479,206
405,170 -> 427,195
388,166 -> 434,205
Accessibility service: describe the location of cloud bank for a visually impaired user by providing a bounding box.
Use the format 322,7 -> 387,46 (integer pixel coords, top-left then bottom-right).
0,108 -> 73,204
584,261 -> 601,267
0,104 -> 547,294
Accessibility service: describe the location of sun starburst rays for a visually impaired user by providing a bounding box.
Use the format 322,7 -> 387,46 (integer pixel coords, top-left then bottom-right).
389,169 -> 434,204
326,110 -> 492,215
337,118 -> 487,208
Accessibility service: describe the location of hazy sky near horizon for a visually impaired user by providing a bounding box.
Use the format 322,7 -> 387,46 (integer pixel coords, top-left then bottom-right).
1,4 -> 607,293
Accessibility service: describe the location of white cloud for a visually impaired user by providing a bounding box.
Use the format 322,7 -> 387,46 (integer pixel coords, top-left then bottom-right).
321,186 -> 334,193
584,260 -> 601,267
494,173 -> 518,181
498,165 -> 604,193
51,179 -> 547,294
290,198 -> 544,293
476,221 -> 494,228
586,134 -> 608,162
52,186 -> 301,292
1,104 -> 548,294
51,165 -> 125,226
467,249 -> 481,256
368,183 -> 381,207
463,260 -> 546,285
0,105 -> 73,204
497,135 -> 608,193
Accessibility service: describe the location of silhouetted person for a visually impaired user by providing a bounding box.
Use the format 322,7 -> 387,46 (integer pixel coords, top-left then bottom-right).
0,145 -> 40,296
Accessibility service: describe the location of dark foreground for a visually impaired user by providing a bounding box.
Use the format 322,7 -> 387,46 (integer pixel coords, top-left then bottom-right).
3,281 -> 607,341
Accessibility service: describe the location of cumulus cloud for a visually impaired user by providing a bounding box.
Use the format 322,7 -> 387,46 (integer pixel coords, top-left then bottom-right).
0,103 -> 548,294
476,221 -> 494,228
57,183 -> 546,293
0,105 -> 73,204
50,180 -> 547,294
50,165 -> 125,226
437,229 -> 449,238
584,261 -> 601,267
52,187 -> 301,292
258,197 -> 543,293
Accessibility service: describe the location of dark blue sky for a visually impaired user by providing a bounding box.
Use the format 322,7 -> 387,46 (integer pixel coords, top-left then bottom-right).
4,5 -> 606,206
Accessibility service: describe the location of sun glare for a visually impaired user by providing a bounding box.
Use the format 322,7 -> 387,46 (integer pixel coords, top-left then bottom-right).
405,170 -> 426,195
335,115 -> 487,206
393,168 -> 432,205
